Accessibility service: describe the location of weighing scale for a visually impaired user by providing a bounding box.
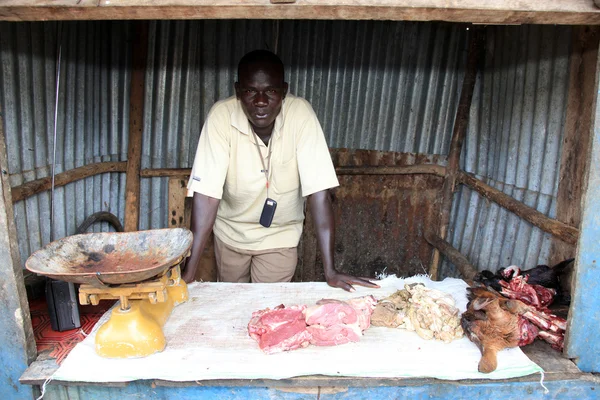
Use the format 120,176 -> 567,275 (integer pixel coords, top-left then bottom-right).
25,228 -> 193,358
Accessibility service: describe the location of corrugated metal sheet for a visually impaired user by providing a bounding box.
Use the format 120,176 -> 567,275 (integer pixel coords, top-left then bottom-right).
442,25 -> 573,278
139,20 -> 468,230
0,21 -> 131,265
0,20 -> 571,277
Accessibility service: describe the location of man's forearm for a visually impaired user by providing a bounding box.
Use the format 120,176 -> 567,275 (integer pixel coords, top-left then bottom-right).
308,190 -> 336,278
182,192 -> 220,282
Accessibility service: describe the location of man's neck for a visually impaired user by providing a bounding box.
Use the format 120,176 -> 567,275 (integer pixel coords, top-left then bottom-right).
252,126 -> 273,146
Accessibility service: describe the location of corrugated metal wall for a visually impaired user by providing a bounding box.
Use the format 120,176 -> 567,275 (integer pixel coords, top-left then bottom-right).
0,20 -> 572,277
139,20 -> 467,230
441,25 -> 573,277
0,21 -> 131,267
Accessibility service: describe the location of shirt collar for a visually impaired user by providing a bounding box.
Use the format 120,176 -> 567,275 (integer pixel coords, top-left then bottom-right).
231,97 -> 287,140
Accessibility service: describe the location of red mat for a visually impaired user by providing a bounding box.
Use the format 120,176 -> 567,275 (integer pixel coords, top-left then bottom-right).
30,298 -> 113,364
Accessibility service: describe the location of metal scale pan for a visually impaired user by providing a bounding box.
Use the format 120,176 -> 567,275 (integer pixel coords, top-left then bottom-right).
25,228 -> 193,286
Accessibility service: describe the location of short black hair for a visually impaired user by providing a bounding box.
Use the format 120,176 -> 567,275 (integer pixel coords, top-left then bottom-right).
237,50 -> 284,82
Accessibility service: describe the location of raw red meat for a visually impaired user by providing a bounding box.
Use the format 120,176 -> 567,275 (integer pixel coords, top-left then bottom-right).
307,324 -> 362,346
305,300 -> 358,326
304,296 -> 377,346
517,317 -> 539,346
493,266 -> 567,350
345,295 -> 377,331
248,295 -> 378,353
247,304 -> 311,354
499,275 -> 556,309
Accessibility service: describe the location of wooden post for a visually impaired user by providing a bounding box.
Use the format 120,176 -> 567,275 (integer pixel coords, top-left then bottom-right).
429,27 -> 484,280
550,26 -> 600,294
124,21 -> 149,232
425,234 -> 477,280
0,103 -> 36,399
564,31 -> 600,371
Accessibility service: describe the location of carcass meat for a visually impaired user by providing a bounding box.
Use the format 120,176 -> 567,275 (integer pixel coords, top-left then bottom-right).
304,296 -> 376,346
461,286 -> 539,373
473,261 -> 569,351
475,258 -> 574,305
247,305 -> 311,354
248,295 -> 377,353
498,275 -> 555,309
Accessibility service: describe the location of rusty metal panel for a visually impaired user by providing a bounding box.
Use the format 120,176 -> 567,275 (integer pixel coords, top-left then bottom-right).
296,149 -> 446,282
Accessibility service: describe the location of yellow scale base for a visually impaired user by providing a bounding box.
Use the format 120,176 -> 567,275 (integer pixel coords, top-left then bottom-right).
78,266 -> 189,358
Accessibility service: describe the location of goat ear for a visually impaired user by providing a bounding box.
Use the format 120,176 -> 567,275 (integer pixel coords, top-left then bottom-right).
472,297 -> 495,311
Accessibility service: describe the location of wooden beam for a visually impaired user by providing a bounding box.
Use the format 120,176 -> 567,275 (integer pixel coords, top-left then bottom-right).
141,168 -> 191,178
124,21 -> 148,232
429,28 -> 483,280
425,233 -> 477,280
140,164 -> 446,178
457,171 -> 579,245
1,1 -> 600,25
11,161 -> 127,203
550,26 -> 600,269
335,164 -> 445,176
0,101 -> 36,398
9,163 -> 445,204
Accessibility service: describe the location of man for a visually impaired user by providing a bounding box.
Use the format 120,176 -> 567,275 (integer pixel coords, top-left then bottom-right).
182,49 -> 378,292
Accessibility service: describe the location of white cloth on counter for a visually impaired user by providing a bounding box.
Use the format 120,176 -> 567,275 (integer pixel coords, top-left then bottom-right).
53,275 -> 543,382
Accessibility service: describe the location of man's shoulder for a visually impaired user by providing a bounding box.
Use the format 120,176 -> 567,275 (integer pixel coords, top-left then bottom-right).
207,96 -> 238,120
284,94 -> 315,116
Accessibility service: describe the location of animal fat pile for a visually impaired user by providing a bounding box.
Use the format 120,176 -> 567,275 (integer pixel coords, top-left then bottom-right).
370,283 -> 464,343
248,295 -> 377,354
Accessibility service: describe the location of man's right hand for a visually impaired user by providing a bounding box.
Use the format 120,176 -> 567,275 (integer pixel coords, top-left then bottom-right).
182,192 -> 220,284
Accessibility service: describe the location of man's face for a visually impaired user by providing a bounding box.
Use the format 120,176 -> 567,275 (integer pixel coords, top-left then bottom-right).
235,64 -> 288,136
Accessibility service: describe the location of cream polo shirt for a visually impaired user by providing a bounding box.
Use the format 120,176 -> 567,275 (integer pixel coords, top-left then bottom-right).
187,94 -> 339,251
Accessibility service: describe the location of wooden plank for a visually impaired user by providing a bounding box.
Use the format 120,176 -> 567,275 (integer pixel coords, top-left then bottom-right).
11,161 -> 127,203
1,0 -> 600,24
521,340 -> 581,376
430,28 -> 483,280
425,233 -> 477,280
564,35 -> 600,371
549,26 -> 600,295
141,168 -> 191,178
167,177 -> 217,282
0,102 -> 36,399
123,21 -> 148,232
458,171 -> 579,245
19,359 -> 59,385
335,164 -> 445,176
168,177 -> 189,228
10,161 -> 443,204
141,164 -> 446,179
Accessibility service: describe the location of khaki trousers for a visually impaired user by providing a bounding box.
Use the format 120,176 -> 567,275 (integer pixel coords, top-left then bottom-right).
214,236 -> 298,283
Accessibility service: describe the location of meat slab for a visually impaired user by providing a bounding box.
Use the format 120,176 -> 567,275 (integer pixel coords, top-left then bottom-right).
248,295 -> 377,353
247,305 -> 311,354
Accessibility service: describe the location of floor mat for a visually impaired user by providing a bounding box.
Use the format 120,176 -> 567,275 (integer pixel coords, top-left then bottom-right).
29,297 -> 113,364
